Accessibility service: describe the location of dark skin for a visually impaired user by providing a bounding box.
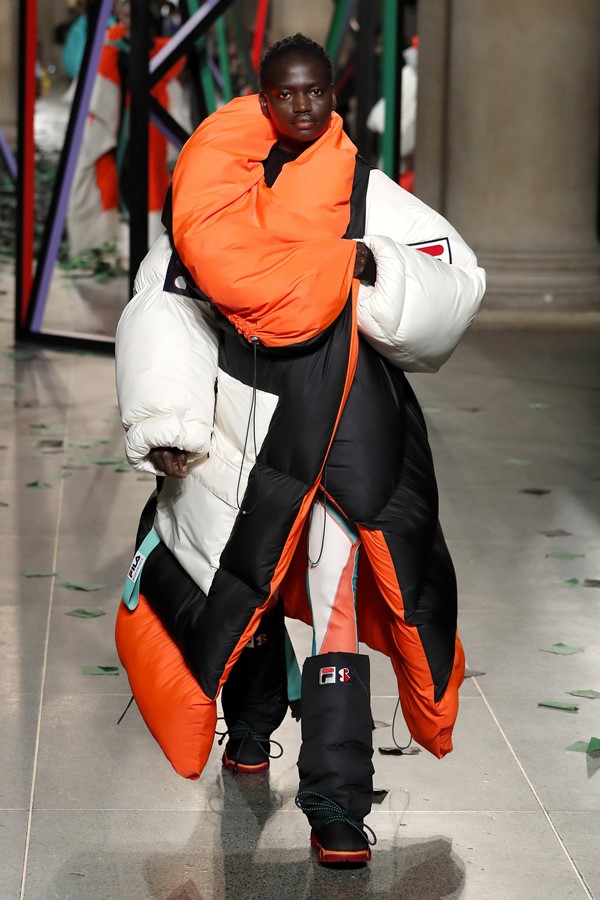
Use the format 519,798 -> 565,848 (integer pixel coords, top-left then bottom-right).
151,51 -> 368,478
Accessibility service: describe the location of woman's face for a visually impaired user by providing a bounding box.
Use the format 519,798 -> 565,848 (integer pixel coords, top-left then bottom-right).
259,53 -> 336,153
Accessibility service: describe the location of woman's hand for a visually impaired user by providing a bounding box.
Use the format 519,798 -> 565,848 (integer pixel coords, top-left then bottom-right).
147,447 -> 188,478
353,241 -> 369,278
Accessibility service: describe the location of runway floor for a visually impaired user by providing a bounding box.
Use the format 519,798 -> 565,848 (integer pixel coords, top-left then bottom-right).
1,281 -> 600,898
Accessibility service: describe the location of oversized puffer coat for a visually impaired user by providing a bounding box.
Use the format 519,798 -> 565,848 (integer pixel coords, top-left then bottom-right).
115,108 -> 485,779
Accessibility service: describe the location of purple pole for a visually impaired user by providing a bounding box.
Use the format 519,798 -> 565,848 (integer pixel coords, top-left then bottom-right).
30,0 -> 113,332
150,112 -> 187,152
0,127 -> 17,182
149,0 -> 224,80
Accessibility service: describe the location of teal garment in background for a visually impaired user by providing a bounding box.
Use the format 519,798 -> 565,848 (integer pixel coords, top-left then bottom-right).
62,14 -> 117,79
62,15 -> 87,79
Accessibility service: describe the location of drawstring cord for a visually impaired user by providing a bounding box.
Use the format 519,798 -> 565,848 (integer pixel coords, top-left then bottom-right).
308,469 -> 328,568
116,694 -> 135,725
295,791 -> 377,846
236,336 -> 260,516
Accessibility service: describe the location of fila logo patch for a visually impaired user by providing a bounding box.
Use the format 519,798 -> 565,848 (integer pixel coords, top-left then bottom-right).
319,667 -> 351,685
409,236 -> 452,264
127,552 -> 146,583
246,633 -> 268,648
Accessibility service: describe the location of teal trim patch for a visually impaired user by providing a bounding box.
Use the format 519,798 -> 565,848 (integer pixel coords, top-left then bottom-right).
284,628 -> 302,703
121,530 -> 160,610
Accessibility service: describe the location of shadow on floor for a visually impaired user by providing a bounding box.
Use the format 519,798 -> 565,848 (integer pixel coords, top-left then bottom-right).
146,771 -> 466,900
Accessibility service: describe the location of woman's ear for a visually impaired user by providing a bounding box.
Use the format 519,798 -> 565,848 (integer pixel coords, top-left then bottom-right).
259,92 -> 270,119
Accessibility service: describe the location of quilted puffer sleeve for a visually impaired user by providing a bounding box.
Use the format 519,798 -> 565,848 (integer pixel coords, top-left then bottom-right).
115,234 -> 219,473
358,169 -> 486,373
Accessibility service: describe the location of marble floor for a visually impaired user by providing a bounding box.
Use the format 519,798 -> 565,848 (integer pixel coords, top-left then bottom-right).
1,283 -> 599,899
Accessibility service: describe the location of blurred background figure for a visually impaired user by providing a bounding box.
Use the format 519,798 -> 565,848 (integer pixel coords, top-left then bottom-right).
67,0 -> 185,260
61,0 -> 95,81
367,35 -> 418,191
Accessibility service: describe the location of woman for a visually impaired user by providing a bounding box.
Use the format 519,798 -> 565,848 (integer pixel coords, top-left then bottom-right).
115,34 -> 485,866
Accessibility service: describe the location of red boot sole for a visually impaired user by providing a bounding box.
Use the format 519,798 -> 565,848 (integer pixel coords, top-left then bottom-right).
221,751 -> 270,774
310,830 -> 371,864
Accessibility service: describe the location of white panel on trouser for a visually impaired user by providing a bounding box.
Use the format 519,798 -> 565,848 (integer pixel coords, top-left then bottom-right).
307,499 -> 360,655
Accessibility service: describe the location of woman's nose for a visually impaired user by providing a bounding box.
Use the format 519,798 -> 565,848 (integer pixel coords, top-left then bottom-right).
293,93 -> 311,112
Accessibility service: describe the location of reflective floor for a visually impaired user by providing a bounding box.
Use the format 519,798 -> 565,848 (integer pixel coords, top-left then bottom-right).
1,273 -> 599,898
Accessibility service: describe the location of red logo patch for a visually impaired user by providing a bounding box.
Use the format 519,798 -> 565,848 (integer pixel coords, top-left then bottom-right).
319,667 -> 336,685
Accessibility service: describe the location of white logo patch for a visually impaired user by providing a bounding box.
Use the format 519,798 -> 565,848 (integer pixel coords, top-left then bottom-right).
127,552 -> 146,583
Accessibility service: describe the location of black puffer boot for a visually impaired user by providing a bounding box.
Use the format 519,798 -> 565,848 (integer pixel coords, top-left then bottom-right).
295,652 -> 376,864
221,600 -> 289,774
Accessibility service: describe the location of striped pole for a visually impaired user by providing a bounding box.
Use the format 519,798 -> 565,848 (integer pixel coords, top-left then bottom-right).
381,0 -> 402,181
16,0 -> 37,330
250,0 -> 269,72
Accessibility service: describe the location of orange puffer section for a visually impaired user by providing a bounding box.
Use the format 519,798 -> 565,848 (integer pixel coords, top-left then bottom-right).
357,527 -> 464,758
172,95 -> 358,348
115,594 -> 217,780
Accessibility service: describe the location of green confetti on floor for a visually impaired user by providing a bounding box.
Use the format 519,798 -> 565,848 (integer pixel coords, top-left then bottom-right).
23,571 -> 57,578
34,438 -> 63,449
68,440 -> 92,449
562,578 -> 580,587
58,581 -> 106,592
91,456 -> 127,465
540,529 -> 572,537
538,700 -> 579,711
520,488 -> 552,496
136,475 -> 155,482
566,741 -> 591,753
566,690 -> 600,700
113,465 -> 131,473
540,642 -> 585,655
82,665 -> 119,675
422,407 -> 442,414
528,402 -> 550,410
570,738 -> 600,757
26,481 -> 52,489
546,551 -> 585,560
506,458 -> 530,466
65,609 -> 106,618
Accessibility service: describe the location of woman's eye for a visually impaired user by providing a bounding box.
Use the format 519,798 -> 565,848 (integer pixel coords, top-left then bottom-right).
278,91 -> 291,99
310,89 -> 323,97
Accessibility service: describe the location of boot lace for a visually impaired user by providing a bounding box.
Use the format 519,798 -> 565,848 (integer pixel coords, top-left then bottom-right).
295,791 -> 377,846
217,720 -> 283,767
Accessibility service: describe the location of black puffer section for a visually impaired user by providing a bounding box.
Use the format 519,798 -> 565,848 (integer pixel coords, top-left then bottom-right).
141,153 -> 457,706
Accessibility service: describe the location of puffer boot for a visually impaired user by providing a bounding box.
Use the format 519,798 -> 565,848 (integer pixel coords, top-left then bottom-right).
295,652 -> 376,864
221,600 -> 289,774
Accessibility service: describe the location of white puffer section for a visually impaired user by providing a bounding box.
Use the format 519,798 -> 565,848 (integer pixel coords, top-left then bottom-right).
359,169 -> 486,372
115,233 -> 219,473
154,367 -> 279,593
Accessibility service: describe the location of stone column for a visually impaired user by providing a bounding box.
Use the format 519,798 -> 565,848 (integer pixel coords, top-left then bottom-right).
416,0 -> 600,312
0,2 -> 19,144
268,0 -> 332,46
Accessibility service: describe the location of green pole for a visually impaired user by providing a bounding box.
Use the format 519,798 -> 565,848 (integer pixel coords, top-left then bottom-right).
230,1 -> 258,91
216,15 -> 233,102
381,0 -> 400,179
187,0 -> 218,114
326,0 -> 347,61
